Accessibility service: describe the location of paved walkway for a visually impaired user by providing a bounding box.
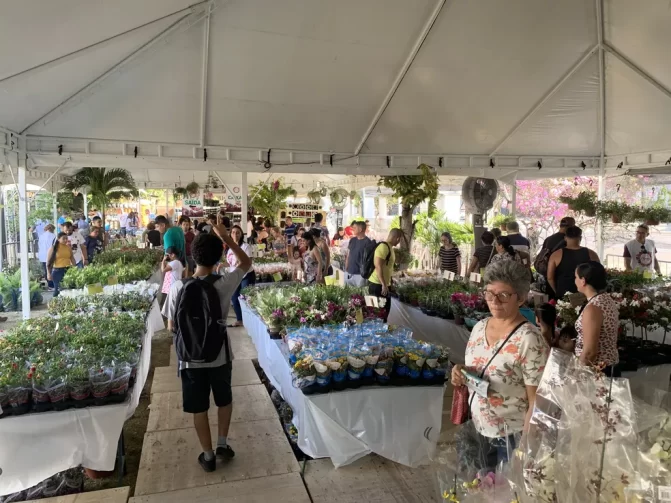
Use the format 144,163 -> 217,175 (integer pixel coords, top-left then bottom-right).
131,325 -> 451,502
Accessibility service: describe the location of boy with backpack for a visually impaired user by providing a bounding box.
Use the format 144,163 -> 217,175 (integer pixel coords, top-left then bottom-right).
362,229 -> 403,321
162,224 -> 252,472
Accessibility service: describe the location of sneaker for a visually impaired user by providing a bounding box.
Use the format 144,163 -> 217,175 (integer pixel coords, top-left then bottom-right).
198,452 -> 216,472
216,445 -> 235,462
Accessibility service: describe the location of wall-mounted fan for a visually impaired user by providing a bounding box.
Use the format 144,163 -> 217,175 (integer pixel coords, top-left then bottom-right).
462,177 -> 498,215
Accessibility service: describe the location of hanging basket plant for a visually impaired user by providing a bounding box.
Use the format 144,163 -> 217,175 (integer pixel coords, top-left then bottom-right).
597,200 -> 632,224
329,188 -> 349,209
173,187 -> 187,202
307,190 -> 322,205
185,182 -> 200,196
631,205 -> 671,226
559,191 -> 597,216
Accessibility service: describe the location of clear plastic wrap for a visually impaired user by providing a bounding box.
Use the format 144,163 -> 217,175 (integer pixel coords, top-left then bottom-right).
434,421 -> 521,502
513,349 -> 639,503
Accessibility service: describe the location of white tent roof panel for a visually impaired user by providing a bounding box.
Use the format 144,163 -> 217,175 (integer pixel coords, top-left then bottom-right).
0,0 -> 195,81
364,0 -> 597,155
0,13 -> 184,133
27,19 -> 206,144
1,0 -> 671,179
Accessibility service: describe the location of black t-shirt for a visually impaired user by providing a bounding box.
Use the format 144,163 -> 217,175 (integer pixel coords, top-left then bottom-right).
147,229 -> 161,247
542,232 -> 566,253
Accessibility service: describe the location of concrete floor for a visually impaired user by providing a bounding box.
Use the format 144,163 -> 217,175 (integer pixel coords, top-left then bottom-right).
130,325 -> 450,502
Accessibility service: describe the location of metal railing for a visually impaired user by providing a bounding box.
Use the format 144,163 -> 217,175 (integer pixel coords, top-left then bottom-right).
2,240 -> 40,268
606,254 -> 671,276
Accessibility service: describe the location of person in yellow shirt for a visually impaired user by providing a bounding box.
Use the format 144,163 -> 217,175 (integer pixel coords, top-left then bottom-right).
46,232 -> 77,297
368,229 -> 403,321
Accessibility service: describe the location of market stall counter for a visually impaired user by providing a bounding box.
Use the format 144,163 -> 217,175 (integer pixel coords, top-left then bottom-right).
240,299 -> 444,468
388,298 -> 470,365
0,290 -> 164,497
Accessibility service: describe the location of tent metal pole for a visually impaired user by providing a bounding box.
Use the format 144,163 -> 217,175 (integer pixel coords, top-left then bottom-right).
17,137 -> 31,319
241,172 -> 248,236
353,0 -> 447,155
165,189 -> 170,219
199,1 -> 213,148
83,189 -> 88,221
596,0 -> 606,259
52,182 -> 58,226
0,188 -> 4,272
510,175 -> 517,218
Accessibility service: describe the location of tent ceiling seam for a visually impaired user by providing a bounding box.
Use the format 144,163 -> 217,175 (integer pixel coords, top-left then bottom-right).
489,44 -> 599,157
604,43 -> 671,102
0,0 -> 210,85
20,7 -> 207,135
353,0 -> 447,156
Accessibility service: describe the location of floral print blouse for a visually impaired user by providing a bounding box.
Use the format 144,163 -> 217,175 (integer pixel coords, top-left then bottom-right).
465,318 -> 550,438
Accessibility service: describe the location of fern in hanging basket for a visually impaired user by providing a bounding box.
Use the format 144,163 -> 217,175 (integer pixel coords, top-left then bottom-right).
185,182 -> 200,195
330,188 -> 348,208
307,190 -> 322,204
560,191 -> 597,216
597,200 -> 633,223
173,187 -> 188,201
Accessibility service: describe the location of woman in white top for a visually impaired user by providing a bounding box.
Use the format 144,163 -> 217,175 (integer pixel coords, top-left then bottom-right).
38,224 -> 56,289
228,225 -> 255,327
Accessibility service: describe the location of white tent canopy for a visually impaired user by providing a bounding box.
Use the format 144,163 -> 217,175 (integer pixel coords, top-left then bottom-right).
2,0 -> 671,185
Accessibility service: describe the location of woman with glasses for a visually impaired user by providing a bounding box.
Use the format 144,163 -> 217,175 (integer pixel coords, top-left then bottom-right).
451,260 -> 549,471
574,261 -> 620,376
547,226 -> 599,300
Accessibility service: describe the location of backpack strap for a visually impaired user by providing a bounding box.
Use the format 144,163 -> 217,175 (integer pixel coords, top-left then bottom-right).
377,242 -> 392,264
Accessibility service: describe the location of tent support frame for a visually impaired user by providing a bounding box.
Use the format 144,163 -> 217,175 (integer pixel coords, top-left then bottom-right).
596,0 -> 606,258
199,1 -> 214,147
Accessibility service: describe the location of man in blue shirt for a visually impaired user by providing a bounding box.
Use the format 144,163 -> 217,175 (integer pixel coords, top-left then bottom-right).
57,213 -> 67,226
284,216 -> 297,240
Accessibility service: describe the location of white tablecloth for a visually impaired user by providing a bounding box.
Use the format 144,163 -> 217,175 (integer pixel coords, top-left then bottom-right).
240,300 -> 444,468
388,298 -> 471,365
0,300 -> 164,496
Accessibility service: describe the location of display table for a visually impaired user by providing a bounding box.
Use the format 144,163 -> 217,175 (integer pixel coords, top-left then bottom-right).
240,300 -> 444,468
0,300 -> 164,497
388,298 -> 470,364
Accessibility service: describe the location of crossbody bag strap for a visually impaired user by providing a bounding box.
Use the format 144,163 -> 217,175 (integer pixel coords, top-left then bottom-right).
467,320 -> 529,417
485,245 -> 495,267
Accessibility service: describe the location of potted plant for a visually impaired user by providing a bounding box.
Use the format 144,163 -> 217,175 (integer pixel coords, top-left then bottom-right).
492,214 -> 513,231
597,200 -> 632,224
639,206 -> 671,226
560,191 -> 597,216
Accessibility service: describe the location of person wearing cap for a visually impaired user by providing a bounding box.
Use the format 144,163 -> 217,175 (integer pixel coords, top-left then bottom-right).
542,217 -> 575,253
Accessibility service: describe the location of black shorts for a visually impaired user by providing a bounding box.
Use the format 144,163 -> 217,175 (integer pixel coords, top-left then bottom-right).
180,362 -> 233,414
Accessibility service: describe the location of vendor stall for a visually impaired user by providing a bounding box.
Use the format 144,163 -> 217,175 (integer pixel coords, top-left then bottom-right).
388,298 -> 470,365
240,299 -> 444,468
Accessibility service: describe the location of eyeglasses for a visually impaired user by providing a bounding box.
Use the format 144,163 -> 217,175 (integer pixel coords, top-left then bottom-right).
483,290 -> 517,303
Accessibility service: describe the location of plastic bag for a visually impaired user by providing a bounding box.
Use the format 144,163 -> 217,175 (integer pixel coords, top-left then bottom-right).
313,349 -> 331,387
434,421 -> 521,502
347,341 -> 368,381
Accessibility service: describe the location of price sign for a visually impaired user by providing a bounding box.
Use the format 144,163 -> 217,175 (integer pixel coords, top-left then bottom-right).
470,272 -> 482,284
272,272 -> 283,282
364,295 -> 379,307
643,270 -> 653,279
107,276 -> 118,286
442,270 -> 456,281
86,283 -> 104,295
355,308 -> 364,324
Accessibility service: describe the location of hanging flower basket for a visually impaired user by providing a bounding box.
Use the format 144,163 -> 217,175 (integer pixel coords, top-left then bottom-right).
611,214 -> 622,224
646,219 -> 660,226
584,207 -> 597,217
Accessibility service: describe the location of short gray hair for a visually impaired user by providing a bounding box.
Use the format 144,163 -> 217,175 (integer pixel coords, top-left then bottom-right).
506,220 -> 519,232
483,260 -> 530,299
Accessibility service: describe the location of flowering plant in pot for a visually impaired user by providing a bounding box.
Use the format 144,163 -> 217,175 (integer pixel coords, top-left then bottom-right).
632,205 -> 671,226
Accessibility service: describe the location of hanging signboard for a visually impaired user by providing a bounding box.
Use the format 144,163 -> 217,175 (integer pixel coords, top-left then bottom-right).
182,190 -> 204,217
221,185 -> 242,212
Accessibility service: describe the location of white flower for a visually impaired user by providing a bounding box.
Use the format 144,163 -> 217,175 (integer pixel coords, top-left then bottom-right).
612,292 -> 623,299
631,300 -> 640,307
655,291 -> 664,298
642,296 -> 652,303
575,306 -> 582,314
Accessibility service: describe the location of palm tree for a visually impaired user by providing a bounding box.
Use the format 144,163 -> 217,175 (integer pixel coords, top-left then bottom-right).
63,168 -> 138,246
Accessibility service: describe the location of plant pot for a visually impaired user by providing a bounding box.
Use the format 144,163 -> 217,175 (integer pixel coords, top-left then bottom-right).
454,316 -> 465,326
567,202 -> 578,211
646,219 -> 660,226
84,467 -> 116,480
611,214 -> 622,224
584,208 -> 597,217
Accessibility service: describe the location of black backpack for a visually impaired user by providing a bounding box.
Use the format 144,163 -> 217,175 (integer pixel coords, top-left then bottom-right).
173,275 -> 229,363
361,241 -> 390,280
